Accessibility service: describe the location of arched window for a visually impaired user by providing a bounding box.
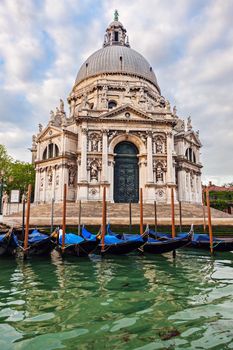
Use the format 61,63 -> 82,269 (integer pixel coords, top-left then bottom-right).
108,100 -> 117,109
42,143 -> 59,160
54,144 -> 59,157
48,143 -> 53,158
114,31 -> 119,41
42,148 -> 47,160
185,147 -> 196,163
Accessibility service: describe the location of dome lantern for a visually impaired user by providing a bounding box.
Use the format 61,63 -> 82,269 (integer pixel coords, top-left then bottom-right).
103,10 -> 130,48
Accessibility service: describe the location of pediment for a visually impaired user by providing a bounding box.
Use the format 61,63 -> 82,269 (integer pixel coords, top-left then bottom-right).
37,125 -> 62,142
185,131 -> 202,146
100,104 -> 153,121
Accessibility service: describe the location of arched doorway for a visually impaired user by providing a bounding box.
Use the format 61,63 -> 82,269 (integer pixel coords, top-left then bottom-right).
114,141 -> 139,203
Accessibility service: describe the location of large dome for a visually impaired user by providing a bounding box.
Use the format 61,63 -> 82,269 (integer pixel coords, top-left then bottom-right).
75,45 -> 160,91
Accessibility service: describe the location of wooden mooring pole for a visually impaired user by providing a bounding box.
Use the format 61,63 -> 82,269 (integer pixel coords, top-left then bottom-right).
202,190 -> 207,232
179,201 -> 182,233
23,184 -> 32,259
50,198 -> 55,234
171,188 -> 176,238
62,184 -> 67,253
101,187 -> 106,253
129,200 -> 132,233
22,197 -> 26,238
171,188 -> 176,258
206,187 -> 213,254
154,200 -> 157,235
140,188 -> 143,236
78,200 -> 81,236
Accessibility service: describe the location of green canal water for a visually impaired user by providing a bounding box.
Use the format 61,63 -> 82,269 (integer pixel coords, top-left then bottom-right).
0,250 -> 233,350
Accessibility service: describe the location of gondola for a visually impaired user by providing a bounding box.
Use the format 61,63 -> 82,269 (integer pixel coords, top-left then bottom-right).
56,229 -> 99,257
82,226 -> 143,255
107,225 -> 190,254
149,229 -> 233,252
142,235 -> 190,254
18,229 -> 56,256
189,233 -> 233,252
0,229 -> 18,256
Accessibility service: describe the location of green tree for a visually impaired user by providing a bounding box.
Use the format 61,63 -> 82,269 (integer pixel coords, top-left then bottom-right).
224,182 -> 233,187
0,144 -> 35,200
0,144 -> 12,179
7,161 -> 35,197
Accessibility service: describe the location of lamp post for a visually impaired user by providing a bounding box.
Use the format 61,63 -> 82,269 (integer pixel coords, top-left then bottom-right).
0,170 -> 5,215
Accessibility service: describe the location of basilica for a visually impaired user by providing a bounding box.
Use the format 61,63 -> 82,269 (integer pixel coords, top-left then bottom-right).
32,12 -> 202,204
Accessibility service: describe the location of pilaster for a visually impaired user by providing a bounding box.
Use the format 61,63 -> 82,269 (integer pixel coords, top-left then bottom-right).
102,129 -> 108,182
147,131 -> 153,183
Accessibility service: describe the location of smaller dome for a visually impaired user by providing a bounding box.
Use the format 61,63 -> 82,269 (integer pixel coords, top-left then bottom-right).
107,20 -> 124,28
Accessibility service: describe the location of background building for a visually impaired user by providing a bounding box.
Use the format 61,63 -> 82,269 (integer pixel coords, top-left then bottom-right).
32,13 -> 202,204
205,182 -> 233,214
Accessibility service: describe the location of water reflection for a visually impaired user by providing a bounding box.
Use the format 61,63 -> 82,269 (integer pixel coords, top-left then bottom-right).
0,250 -> 232,349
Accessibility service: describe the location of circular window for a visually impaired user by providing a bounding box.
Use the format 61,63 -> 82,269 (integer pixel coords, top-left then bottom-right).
125,112 -> 130,118
108,100 -> 117,109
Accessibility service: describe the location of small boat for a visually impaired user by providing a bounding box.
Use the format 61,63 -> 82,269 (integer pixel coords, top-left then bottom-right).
0,229 -> 18,256
149,228 -> 233,252
19,229 -> 56,256
107,225 -> 190,255
189,233 -> 233,252
56,229 -> 99,257
142,235 -> 190,254
82,226 -> 143,255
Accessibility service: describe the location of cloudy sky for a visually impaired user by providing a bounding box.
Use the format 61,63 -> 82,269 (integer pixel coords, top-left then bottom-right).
0,0 -> 232,185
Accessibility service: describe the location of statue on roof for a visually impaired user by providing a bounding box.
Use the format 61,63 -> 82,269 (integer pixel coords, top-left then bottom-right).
114,9 -> 119,21
50,110 -> 55,121
60,99 -> 64,113
187,116 -> 192,131
173,105 -> 177,116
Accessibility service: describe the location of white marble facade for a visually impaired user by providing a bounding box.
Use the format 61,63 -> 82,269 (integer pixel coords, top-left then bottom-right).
32,14 -> 202,204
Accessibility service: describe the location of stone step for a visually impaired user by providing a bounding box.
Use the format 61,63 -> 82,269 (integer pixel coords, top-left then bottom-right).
4,201 -> 233,228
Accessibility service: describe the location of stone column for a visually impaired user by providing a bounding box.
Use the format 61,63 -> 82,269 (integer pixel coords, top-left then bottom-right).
80,128 -> 88,182
57,165 -> 64,201
193,173 -> 197,203
196,174 -> 202,203
178,169 -> 187,201
102,130 -> 108,182
187,172 -> 191,202
166,132 -> 174,184
109,160 -> 114,202
43,169 -> 46,202
147,132 -> 153,183
51,166 -> 56,201
34,169 -> 40,203
177,170 -> 183,201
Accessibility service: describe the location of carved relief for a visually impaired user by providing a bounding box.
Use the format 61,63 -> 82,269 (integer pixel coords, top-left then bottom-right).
153,160 -> 167,183
88,132 -> 102,152
131,131 -> 147,145
46,168 -> 52,186
88,187 -> 100,200
87,159 -> 102,182
155,189 -> 166,202
100,85 -> 108,109
55,174 -> 59,186
40,177 -> 44,189
153,134 -> 166,154
68,167 -> 76,187
108,130 -> 119,144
